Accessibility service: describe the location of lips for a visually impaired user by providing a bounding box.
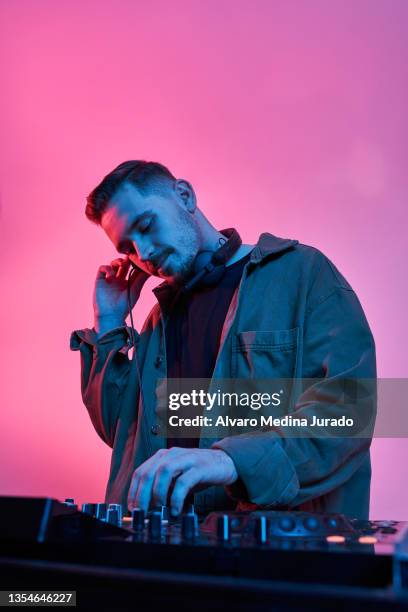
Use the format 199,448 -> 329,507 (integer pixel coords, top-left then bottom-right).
150,251 -> 169,273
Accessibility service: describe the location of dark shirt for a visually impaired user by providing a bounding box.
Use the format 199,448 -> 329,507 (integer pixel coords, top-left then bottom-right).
166,252 -> 251,448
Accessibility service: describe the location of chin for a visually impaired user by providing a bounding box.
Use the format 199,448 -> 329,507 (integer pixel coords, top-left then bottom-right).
158,265 -> 179,282
160,255 -> 192,284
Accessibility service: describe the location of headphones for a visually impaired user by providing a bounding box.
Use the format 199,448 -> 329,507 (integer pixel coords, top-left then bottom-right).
128,227 -> 242,294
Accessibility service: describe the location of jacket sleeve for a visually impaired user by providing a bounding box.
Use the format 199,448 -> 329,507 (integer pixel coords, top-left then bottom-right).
213,261 -> 376,509
70,326 -> 136,448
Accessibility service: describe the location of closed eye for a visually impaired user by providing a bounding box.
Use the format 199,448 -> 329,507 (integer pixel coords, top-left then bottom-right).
116,212 -> 155,253
139,218 -> 153,233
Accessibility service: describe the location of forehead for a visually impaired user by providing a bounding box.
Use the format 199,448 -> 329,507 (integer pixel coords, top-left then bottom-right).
100,183 -> 156,241
101,183 -> 146,225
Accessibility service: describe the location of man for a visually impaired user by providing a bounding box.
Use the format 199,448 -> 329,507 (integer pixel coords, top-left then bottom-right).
70,160 -> 376,519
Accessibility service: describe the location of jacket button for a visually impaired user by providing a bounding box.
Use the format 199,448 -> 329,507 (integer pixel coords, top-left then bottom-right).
151,424 -> 160,435
154,356 -> 163,368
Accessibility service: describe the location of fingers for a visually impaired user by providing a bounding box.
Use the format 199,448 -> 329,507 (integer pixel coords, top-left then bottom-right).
150,452 -> 193,507
110,257 -> 130,280
127,449 -> 168,512
127,448 -> 193,514
96,265 -> 112,280
170,469 -> 202,516
132,472 -> 155,514
96,258 -> 130,281
151,463 -> 181,507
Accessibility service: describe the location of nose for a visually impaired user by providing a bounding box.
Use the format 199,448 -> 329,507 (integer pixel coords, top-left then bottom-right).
132,239 -> 154,263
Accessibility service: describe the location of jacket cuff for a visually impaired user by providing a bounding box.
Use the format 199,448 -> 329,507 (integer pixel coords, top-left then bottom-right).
70,326 -> 137,351
212,433 -> 299,506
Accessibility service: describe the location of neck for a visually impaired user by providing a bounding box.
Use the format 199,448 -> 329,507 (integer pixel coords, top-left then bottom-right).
197,221 -> 252,266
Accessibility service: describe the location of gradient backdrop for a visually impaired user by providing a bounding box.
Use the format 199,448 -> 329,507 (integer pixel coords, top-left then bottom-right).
1,0 -> 407,519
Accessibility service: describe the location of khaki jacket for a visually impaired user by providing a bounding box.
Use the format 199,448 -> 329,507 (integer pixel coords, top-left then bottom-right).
70,233 -> 376,518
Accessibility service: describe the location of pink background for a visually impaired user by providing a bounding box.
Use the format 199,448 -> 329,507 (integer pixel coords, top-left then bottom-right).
1,0 -> 407,519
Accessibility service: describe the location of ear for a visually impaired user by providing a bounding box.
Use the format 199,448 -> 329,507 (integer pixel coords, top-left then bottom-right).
174,179 -> 196,213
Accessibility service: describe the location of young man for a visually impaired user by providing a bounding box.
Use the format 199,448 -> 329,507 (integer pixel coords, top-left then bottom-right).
70,160 -> 376,519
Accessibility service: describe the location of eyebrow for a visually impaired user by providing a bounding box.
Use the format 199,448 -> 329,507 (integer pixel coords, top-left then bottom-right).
116,210 -> 153,252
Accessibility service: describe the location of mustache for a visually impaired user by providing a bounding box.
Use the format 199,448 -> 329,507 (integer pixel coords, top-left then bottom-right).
147,249 -> 172,272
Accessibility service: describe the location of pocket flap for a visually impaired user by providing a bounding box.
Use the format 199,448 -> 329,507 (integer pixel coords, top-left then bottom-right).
234,328 -> 299,350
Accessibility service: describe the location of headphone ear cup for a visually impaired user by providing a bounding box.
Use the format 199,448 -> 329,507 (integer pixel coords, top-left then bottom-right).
182,228 -> 242,293
193,250 -> 214,272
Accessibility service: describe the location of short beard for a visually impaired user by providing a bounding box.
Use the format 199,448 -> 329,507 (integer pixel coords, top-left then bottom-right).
169,211 -> 201,284
172,251 -> 198,283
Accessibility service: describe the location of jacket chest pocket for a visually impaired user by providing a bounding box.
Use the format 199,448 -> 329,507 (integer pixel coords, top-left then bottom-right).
231,328 -> 299,379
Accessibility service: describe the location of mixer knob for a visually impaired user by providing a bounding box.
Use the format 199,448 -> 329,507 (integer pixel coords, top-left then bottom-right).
148,511 -> 162,539
255,516 -> 268,544
278,517 -> 296,532
217,515 -> 230,542
131,508 -> 145,531
303,516 -> 320,532
81,503 -> 96,516
95,503 -> 107,521
326,516 -> 339,530
106,508 -> 119,526
108,503 -> 123,525
182,513 -> 197,540
153,505 -> 169,521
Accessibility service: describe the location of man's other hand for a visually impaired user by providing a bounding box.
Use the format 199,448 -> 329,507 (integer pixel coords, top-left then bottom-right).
127,448 -> 238,516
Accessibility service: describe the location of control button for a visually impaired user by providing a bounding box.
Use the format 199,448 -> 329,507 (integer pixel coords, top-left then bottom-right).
278,517 -> 296,532
326,535 -> 345,544
106,508 -> 119,526
108,503 -> 123,525
153,505 -> 169,521
182,513 -> 197,540
217,515 -> 230,542
82,503 -> 96,516
131,508 -> 145,531
326,517 -> 339,529
148,511 -> 162,539
151,424 -> 160,435
95,503 -> 107,520
358,536 -> 377,544
303,517 -> 320,532
255,516 -> 268,544
154,356 -> 163,368
161,506 -> 169,521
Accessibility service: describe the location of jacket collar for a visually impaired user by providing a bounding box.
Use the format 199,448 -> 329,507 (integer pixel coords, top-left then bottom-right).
152,231 -> 298,301
249,232 -> 299,263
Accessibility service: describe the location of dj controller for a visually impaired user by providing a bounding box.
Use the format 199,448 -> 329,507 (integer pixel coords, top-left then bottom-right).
1,496 -> 408,610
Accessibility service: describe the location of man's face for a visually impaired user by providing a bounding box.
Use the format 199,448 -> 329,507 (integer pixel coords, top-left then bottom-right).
100,181 -> 201,282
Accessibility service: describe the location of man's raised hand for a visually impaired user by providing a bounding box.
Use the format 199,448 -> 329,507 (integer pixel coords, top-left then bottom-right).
93,256 -> 149,336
